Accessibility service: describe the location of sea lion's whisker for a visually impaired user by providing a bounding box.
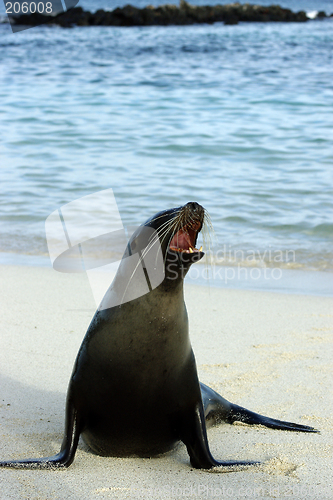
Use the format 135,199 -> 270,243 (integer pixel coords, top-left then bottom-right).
120,220 -> 178,301
124,226 -> 169,280
148,209 -> 181,226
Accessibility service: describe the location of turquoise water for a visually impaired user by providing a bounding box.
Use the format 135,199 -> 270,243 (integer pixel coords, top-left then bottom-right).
0,3 -> 332,281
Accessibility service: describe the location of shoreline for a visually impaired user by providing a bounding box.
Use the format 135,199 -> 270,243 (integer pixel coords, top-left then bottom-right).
0,253 -> 332,297
0,264 -> 332,498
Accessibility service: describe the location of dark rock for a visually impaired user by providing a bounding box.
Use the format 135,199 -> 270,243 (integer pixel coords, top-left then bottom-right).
295,11 -> 308,22
56,7 -> 92,27
10,11 -> 53,27
10,3 -> 310,28
316,11 -> 327,19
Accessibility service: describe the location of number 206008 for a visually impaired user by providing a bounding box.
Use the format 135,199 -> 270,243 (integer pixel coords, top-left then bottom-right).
6,2 -> 53,14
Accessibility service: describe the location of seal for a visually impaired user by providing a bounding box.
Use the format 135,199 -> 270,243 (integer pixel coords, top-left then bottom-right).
0,202 -> 317,470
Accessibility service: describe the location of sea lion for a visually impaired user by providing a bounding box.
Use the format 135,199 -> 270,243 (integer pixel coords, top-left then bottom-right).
0,202 -> 317,470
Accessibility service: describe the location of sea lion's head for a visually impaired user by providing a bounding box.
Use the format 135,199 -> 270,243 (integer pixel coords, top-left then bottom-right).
127,202 -> 207,289
105,202 -> 208,307
147,200 -> 204,254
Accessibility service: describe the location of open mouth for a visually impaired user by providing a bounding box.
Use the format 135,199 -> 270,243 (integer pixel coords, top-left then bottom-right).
169,221 -> 203,254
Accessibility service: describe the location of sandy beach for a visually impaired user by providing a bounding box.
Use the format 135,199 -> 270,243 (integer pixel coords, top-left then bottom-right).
0,263 -> 332,499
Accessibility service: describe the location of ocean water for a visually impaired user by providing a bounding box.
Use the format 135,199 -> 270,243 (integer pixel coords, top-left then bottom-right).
0,1 -> 332,292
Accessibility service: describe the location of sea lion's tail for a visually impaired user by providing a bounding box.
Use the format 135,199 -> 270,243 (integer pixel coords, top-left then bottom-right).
0,403 -> 80,469
224,403 -> 318,432
200,382 -> 319,433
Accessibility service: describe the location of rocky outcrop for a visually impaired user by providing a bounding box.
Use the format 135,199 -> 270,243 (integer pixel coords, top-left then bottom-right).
11,1 -> 310,28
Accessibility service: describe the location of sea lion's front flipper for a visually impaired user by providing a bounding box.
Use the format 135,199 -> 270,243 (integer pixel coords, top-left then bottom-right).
0,400 -> 81,469
177,402 -> 259,469
200,382 -> 319,433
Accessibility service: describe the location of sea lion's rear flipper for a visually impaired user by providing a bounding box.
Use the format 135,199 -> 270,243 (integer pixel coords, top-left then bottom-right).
177,402 -> 259,469
0,401 -> 81,469
200,382 -> 318,433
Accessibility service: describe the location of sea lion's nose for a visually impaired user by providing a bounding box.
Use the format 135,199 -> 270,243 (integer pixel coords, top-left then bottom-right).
186,202 -> 204,219
187,202 -> 201,212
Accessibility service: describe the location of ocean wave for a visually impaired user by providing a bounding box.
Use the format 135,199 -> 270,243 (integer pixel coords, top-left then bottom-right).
306,11 -> 318,19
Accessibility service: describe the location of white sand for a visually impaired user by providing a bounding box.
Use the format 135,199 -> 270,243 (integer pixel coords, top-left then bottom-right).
0,264 -> 332,499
